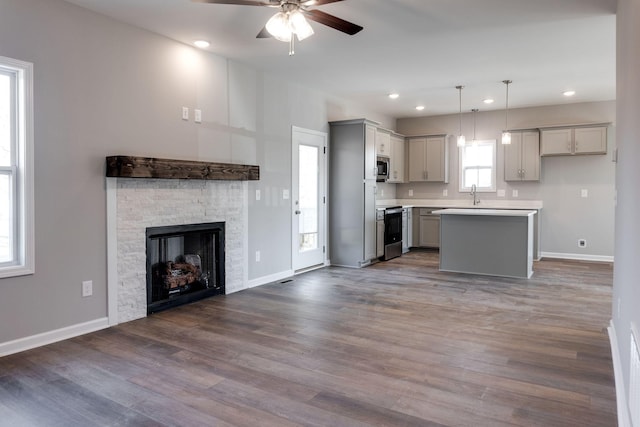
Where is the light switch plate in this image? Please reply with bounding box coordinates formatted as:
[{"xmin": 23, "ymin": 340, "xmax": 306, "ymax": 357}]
[
  {"xmin": 194, "ymin": 109, "xmax": 202, "ymax": 123},
  {"xmin": 282, "ymin": 189, "xmax": 289, "ymax": 200},
  {"xmin": 408, "ymin": 189, "xmax": 414, "ymax": 197},
  {"xmin": 255, "ymin": 189, "xmax": 261, "ymax": 201},
  {"xmin": 182, "ymin": 107, "xmax": 189, "ymax": 121},
  {"xmin": 443, "ymin": 189, "xmax": 448, "ymax": 197},
  {"xmin": 581, "ymin": 189, "xmax": 588, "ymax": 198}
]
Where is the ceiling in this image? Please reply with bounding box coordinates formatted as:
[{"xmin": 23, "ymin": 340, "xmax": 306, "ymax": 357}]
[{"xmin": 62, "ymin": 0, "xmax": 617, "ymax": 119}]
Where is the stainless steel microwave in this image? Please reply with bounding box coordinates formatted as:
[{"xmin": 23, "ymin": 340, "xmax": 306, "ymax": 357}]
[{"xmin": 376, "ymin": 157, "xmax": 389, "ymax": 182}]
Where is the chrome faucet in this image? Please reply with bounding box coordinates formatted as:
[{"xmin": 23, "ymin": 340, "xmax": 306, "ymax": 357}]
[{"xmin": 471, "ymin": 184, "xmax": 480, "ymax": 205}]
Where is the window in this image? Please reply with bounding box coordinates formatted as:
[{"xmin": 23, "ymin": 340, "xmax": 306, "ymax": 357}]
[
  {"xmin": 0, "ymin": 56, "xmax": 34, "ymax": 278},
  {"xmin": 459, "ymin": 139, "xmax": 496, "ymax": 192}
]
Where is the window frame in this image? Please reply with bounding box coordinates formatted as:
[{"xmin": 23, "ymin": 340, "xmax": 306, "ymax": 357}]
[
  {"xmin": 458, "ymin": 139, "xmax": 497, "ymax": 193},
  {"xmin": 0, "ymin": 55, "xmax": 34, "ymax": 279}
]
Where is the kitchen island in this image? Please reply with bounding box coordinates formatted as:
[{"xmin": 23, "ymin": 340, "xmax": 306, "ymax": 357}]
[{"xmin": 433, "ymin": 209, "xmax": 537, "ymax": 279}]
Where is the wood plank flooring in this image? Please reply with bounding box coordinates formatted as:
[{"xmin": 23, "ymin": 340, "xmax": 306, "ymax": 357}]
[{"xmin": 0, "ymin": 250, "xmax": 616, "ymax": 426}]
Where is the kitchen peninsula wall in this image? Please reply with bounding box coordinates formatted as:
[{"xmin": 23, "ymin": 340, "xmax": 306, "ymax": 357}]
[{"xmin": 393, "ymin": 100, "xmax": 616, "ymax": 260}]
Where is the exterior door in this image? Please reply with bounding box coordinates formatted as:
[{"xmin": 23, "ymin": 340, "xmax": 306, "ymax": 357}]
[{"xmin": 292, "ymin": 126, "xmax": 327, "ymax": 271}]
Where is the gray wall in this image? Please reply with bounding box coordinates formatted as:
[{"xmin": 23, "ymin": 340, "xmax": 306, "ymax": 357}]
[
  {"xmin": 0, "ymin": 0, "xmax": 392, "ymax": 344},
  {"xmin": 396, "ymin": 101, "xmax": 616, "ymax": 258},
  {"xmin": 612, "ymin": 0, "xmax": 640, "ymax": 421}
]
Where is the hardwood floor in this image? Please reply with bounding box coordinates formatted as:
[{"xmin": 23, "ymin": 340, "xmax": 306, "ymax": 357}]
[{"xmin": 0, "ymin": 250, "xmax": 616, "ymax": 426}]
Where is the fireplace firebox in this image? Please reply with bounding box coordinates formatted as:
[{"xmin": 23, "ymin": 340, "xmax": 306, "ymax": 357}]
[{"xmin": 146, "ymin": 222, "xmax": 225, "ymax": 313}]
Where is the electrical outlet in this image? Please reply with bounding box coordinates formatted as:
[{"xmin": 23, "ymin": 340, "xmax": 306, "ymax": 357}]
[
  {"xmin": 181, "ymin": 107, "xmax": 189, "ymax": 121},
  {"xmin": 578, "ymin": 239, "xmax": 587, "ymax": 248},
  {"xmin": 82, "ymin": 280, "xmax": 93, "ymax": 297},
  {"xmin": 255, "ymin": 189, "xmax": 261, "ymax": 201},
  {"xmin": 581, "ymin": 189, "xmax": 588, "ymax": 198},
  {"xmin": 512, "ymin": 189, "xmax": 519, "ymax": 198},
  {"xmin": 283, "ymin": 189, "xmax": 289, "ymax": 200},
  {"xmin": 194, "ymin": 109, "xmax": 202, "ymax": 123},
  {"xmin": 443, "ymin": 189, "xmax": 448, "ymax": 197},
  {"xmin": 255, "ymin": 251, "xmax": 260, "ymax": 262},
  {"xmin": 380, "ymin": 189, "xmax": 384, "ymax": 197},
  {"xmin": 408, "ymin": 189, "xmax": 414, "ymax": 197},
  {"xmin": 497, "ymin": 189, "xmax": 506, "ymax": 197}
]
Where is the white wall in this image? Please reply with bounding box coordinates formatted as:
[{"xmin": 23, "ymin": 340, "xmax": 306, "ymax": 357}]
[
  {"xmin": 396, "ymin": 101, "xmax": 616, "ymax": 259},
  {"xmin": 0, "ymin": 0, "xmax": 393, "ymax": 346},
  {"xmin": 611, "ymin": 0, "xmax": 640, "ymax": 424}
]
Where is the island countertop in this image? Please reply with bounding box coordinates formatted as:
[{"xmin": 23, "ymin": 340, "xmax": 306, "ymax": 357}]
[
  {"xmin": 375, "ymin": 199, "xmax": 543, "ymax": 210},
  {"xmin": 432, "ymin": 208, "xmax": 537, "ymax": 217}
]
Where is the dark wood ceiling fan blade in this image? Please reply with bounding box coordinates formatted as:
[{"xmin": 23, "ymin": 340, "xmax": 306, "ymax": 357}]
[
  {"xmin": 256, "ymin": 27, "xmax": 271, "ymax": 38},
  {"xmin": 191, "ymin": 0, "xmax": 277, "ymax": 6},
  {"xmin": 303, "ymin": 9, "xmax": 363, "ymax": 35},
  {"xmin": 302, "ymin": 0, "xmax": 344, "ymax": 5}
]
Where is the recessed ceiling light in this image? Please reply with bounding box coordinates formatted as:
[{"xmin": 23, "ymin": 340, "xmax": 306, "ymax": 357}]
[
  {"xmin": 416, "ymin": 105, "xmax": 425, "ymax": 111},
  {"xmin": 388, "ymin": 93, "xmax": 399, "ymax": 99},
  {"xmin": 483, "ymin": 98, "xmax": 494, "ymax": 104},
  {"xmin": 563, "ymin": 90, "xmax": 576, "ymax": 97},
  {"xmin": 193, "ymin": 40, "xmax": 210, "ymax": 49}
]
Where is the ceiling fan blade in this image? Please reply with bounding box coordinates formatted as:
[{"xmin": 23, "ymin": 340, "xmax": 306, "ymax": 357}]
[
  {"xmin": 302, "ymin": 0, "xmax": 344, "ymax": 5},
  {"xmin": 191, "ymin": 0, "xmax": 277, "ymax": 6},
  {"xmin": 303, "ymin": 9, "xmax": 363, "ymax": 35},
  {"xmin": 256, "ymin": 27, "xmax": 271, "ymax": 38}
]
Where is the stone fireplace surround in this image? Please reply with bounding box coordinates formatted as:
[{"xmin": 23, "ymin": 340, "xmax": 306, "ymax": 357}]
[{"xmin": 106, "ymin": 177, "xmax": 248, "ymax": 325}]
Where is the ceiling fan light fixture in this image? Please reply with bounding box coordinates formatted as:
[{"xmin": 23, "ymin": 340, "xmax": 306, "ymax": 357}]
[
  {"xmin": 289, "ymin": 9, "xmax": 314, "ymax": 41},
  {"xmin": 266, "ymin": 11, "xmax": 292, "ymax": 42}
]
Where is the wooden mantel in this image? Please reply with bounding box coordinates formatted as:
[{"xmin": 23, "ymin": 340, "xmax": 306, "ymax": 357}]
[{"xmin": 106, "ymin": 156, "xmax": 259, "ymax": 181}]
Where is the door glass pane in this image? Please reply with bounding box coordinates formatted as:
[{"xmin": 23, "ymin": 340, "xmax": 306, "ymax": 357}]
[
  {"xmin": 0, "ymin": 73, "xmax": 11, "ymax": 167},
  {"xmin": 0, "ymin": 174, "xmax": 13, "ymax": 263},
  {"xmin": 299, "ymin": 145, "xmax": 318, "ymax": 252}
]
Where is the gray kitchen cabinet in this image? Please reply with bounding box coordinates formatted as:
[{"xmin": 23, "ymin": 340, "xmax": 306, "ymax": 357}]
[
  {"xmin": 408, "ymin": 136, "xmax": 448, "ymax": 183},
  {"xmin": 329, "ymin": 119, "xmax": 378, "ymax": 267},
  {"xmin": 402, "ymin": 207, "xmax": 412, "ymax": 253},
  {"xmin": 388, "ymin": 133, "xmax": 406, "ymax": 183},
  {"xmin": 375, "ymin": 128, "xmax": 391, "ymax": 157},
  {"xmin": 418, "ymin": 208, "xmax": 440, "ymax": 248},
  {"xmin": 504, "ymin": 130, "xmax": 540, "ymax": 181},
  {"xmin": 540, "ymin": 125, "xmax": 607, "ymax": 156}
]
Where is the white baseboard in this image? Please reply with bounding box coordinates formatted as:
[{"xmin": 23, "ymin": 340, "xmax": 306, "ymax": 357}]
[
  {"xmin": 609, "ymin": 320, "xmax": 632, "ymax": 427},
  {"xmin": 541, "ymin": 251, "xmax": 614, "ymax": 263},
  {"xmin": 0, "ymin": 317, "xmax": 110, "ymax": 357},
  {"xmin": 234, "ymin": 269, "xmax": 295, "ymax": 293}
]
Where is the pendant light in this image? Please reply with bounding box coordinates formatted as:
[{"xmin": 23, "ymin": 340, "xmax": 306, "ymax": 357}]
[
  {"xmin": 471, "ymin": 108, "xmax": 479, "ymax": 146},
  {"xmin": 501, "ymin": 80, "xmax": 512, "ymax": 145},
  {"xmin": 456, "ymin": 85, "xmax": 466, "ymax": 147}
]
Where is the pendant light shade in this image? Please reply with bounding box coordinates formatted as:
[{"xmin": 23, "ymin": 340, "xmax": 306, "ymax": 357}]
[
  {"xmin": 501, "ymin": 80, "xmax": 512, "ymax": 145},
  {"xmin": 456, "ymin": 85, "xmax": 466, "ymax": 147},
  {"xmin": 471, "ymin": 108, "xmax": 479, "ymax": 146}
]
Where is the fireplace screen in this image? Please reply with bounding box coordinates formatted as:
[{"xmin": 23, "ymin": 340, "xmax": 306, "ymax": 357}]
[{"xmin": 146, "ymin": 222, "xmax": 225, "ymax": 313}]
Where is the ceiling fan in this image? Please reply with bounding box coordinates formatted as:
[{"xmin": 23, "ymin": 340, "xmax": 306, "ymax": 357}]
[{"xmin": 192, "ymin": 0, "xmax": 363, "ymax": 55}]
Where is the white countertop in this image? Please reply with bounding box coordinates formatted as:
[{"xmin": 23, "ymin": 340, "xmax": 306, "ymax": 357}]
[
  {"xmin": 376, "ymin": 198, "xmax": 543, "ymax": 210},
  {"xmin": 432, "ymin": 208, "xmax": 537, "ymax": 217}
]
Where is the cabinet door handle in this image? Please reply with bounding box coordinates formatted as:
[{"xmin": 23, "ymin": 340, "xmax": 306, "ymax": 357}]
[{"xmin": 567, "ymin": 142, "xmax": 571, "ymax": 152}]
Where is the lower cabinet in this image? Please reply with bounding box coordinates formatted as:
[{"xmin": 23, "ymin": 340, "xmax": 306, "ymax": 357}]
[
  {"xmin": 402, "ymin": 208, "xmax": 411, "ymax": 253},
  {"xmin": 417, "ymin": 208, "xmax": 440, "ymax": 248}
]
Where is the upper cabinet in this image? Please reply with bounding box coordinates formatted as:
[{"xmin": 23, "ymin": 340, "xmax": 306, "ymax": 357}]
[
  {"xmin": 375, "ymin": 128, "xmax": 391, "ymax": 157},
  {"xmin": 388, "ymin": 134, "xmax": 406, "ymax": 183},
  {"xmin": 408, "ymin": 135, "xmax": 449, "ymax": 183},
  {"xmin": 504, "ymin": 130, "xmax": 540, "ymax": 181},
  {"xmin": 540, "ymin": 125, "xmax": 608, "ymax": 156}
]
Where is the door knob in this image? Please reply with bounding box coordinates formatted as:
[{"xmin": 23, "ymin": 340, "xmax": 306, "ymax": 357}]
[{"xmin": 295, "ymin": 210, "xmax": 301, "ymax": 215}]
